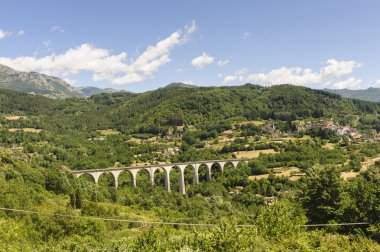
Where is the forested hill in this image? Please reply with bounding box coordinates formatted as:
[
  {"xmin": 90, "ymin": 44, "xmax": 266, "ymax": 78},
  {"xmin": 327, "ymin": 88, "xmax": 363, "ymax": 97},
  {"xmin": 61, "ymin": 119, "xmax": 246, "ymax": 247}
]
[
  {"xmin": 1, "ymin": 84, "xmax": 380, "ymax": 134},
  {"xmin": 325, "ymin": 87, "xmax": 380, "ymax": 103},
  {"xmin": 1, "ymin": 83, "xmax": 380, "ymax": 250},
  {"xmin": 110, "ymin": 84, "xmax": 379, "ymax": 134}
]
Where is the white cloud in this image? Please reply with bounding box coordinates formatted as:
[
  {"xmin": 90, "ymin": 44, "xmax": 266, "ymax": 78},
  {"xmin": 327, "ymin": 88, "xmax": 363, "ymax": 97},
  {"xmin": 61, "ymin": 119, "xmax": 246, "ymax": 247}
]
[
  {"xmin": 376, "ymin": 79, "xmax": 380, "ymax": 85},
  {"xmin": 182, "ymin": 80, "xmax": 195, "ymax": 85},
  {"xmin": 243, "ymin": 32, "xmax": 251, "ymax": 39},
  {"xmin": 63, "ymin": 78, "xmax": 76, "ymax": 85},
  {"xmin": 217, "ymin": 59, "xmax": 229, "ymax": 66},
  {"xmin": 331, "ymin": 77, "xmax": 362, "ymax": 89},
  {"xmin": 0, "ymin": 22, "xmax": 197, "ymax": 85},
  {"xmin": 223, "ymin": 75, "xmax": 237, "ymax": 83},
  {"xmin": 244, "ymin": 59, "xmax": 362, "ymax": 87},
  {"xmin": 0, "ymin": 29, "xmax": 11, "ymax": 40},
  {"xmin": 223, "ymin": 67, "xmax": 248, "ymax": 83},
  {"xmin": 17, "ymin": 30, "xmax": 24, "ymax": 36},
  {"xmin": 191, "ymin": 52, "xmax": 214, "ymax": 69},
  {"xmin": 50, "ymin": 26, "xmax": 64, "ymax": 33},
  {"xmin": 43, "ymin": 40, "xmax": 52, "ymax": 48}
]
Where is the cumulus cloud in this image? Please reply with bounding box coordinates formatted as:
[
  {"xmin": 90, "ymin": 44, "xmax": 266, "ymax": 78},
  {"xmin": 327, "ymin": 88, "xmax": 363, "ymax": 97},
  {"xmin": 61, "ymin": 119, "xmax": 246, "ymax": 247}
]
[
  {"xmin": 223, "ymin": 68, "xmax": 248, "ymax": 83},
  {"xmin": 330, "ymin": 77, "xmax": 362, "ymax": 89},
  {"xmin": 50, "ymin": 26, "xmax": 65, "ymax": 33},
  {"xmin": 221, "ymin": 59, "xmax": 362, "ymax": 88},
  {"xmin": 0, "ymin": 22, "xmax": 197, "ymax": 85},
  {"xmin": 0, "ymin": 29, "xmax": 11, "ymax": 40},
  {"xmin": 243, "ymin": 59, "xmax": 362, "ymax": 88},
  {"xmin": 376, "ymin": 79, "xmax": 380, "ymax": 85},
  {"xmin": 191, "ymin": 52, "xmax": 214, "ymax": 69},
  {"xmin": 217, "ymin": 59, "xmax": 229, "ymax": 66},
  {"xmin": 63, "ymin": 78, "xmax": 76, "ymax": 85},
  {"xmin": 243, "ymin": 32, "xmax": 251, "ymax": 39},
  {"xmin": 223, "ymin": 75, "xmax": 237, "ymax": 83},
  {"xmin": 43, "ymin": 40, "xmax": 52, "ymax": 48}
]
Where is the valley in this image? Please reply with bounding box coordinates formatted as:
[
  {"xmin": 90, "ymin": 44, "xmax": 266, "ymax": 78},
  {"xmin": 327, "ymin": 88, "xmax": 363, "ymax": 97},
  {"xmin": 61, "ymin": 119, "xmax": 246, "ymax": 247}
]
[{"xmin": 0, "ymin": 83, "xmax": 379, "ymax": 250}]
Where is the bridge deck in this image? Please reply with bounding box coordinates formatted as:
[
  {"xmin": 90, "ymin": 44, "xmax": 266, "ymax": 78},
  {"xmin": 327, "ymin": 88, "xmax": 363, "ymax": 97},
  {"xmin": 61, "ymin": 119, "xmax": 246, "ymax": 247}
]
[{"xmin": 71, "ymin": 158, "xmax": 249, "ymax": 173}]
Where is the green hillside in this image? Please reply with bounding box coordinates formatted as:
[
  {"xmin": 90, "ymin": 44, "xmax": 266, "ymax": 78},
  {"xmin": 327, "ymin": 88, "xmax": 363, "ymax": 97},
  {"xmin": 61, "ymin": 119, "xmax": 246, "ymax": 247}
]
[
  {"xmin": 325, "ymin": 87, "xmax": 380, "ymax": 102},
  {"xmin": 0, "ymin": 84, "xmax": 380, "ymax": 250}
]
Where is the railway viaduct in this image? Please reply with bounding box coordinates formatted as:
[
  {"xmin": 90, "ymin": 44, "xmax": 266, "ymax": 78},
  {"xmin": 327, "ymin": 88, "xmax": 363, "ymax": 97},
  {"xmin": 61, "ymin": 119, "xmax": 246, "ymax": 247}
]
[{"xmin": 72, "ymin": 159, "xmax": 249, "ymax": 195}]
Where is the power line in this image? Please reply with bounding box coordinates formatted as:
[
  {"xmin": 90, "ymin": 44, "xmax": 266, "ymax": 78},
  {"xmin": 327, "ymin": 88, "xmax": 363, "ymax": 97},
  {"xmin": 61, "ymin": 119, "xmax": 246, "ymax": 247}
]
[{"xmin": 0, "ymin": 207, "xmax": 371, "ymax": 228}]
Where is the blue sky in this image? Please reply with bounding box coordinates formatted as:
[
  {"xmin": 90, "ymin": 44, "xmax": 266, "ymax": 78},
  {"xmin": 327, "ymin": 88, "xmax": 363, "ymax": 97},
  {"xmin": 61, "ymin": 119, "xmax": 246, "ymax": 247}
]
[{"xmin": 1, "ymin": 0, "xmax": 379, "ymax": 92}]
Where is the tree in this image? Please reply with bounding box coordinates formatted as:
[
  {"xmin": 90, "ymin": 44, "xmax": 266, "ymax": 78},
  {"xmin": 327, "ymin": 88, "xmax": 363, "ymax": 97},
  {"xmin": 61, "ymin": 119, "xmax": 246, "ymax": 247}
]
[{"xmin": 302, "ymin": 165, "xmax": 342, "ymax": 224}]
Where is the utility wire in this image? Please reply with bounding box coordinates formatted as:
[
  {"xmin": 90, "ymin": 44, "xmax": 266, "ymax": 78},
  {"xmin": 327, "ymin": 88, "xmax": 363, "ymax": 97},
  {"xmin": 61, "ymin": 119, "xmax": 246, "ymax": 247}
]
[{"xmin": 0, "ymin": 207, "xmax": 371, "ymax": 228}]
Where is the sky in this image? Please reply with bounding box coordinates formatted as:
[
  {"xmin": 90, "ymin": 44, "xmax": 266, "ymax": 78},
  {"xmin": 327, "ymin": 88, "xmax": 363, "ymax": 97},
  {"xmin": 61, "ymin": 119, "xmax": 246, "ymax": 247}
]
[{"xmin": 0, "ymin": 0, "xmax": 380, "ymax": 92}]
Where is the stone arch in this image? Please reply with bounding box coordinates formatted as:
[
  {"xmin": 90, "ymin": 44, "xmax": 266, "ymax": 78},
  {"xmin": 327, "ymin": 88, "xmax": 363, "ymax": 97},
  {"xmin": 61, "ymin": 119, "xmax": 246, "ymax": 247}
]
[
  {"xmin": 77, "ymin": 173, "xmax": 97, "ymax": 183},
  {"xmin": 117, "ymin": 170, "xmax": 134, "ymax": 187},
  {"xmin": 211, "ymin": 162, "xmax": 223, "ymax": 179},
  {"xmin": 153, "ymin": 167, "xmax": 166, "ymax": 188},
  {"xmin": 98, "ymin": 171, "xmax": 116, "ymax": 187},
  {"xmin": 198, "ymin": 163, "xmax": 211, "ymax": 182},
  {"xmin": 136, "ymin": 168, "xmax": 151, "ymax": 187},
  {"xmin": 233, "ymin": 160, "xmax": 247, "ymax": 169},
  {"xmin": 184, "ymin": 164, "xmax": 197, "ymax": 186},
  {"xmin": 170, "ymin": 165, "xmax": 184, "ymax": 193},
  {"xmin": 223, "ymin": 161, "xmax": 236, "ymax": 170}
]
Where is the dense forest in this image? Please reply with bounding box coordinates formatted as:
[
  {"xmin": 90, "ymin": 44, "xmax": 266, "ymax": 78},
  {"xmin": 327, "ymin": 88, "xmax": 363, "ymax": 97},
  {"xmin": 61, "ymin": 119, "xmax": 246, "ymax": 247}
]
[{"xmin": 0, "ymin": 84, "xmax": 380, "ymax": 251}]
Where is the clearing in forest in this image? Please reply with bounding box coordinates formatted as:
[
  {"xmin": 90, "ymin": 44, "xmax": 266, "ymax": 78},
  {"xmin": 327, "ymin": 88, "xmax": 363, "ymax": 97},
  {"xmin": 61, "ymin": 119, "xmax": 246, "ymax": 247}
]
[
  {"xmin": 234, "ymin": 149, "xmax": 277, "ymax": 159},
  {"xmin": 8, "ymin": 128, "xmax": 42, "ymax": 133},
  {"xmin": 5, "ymin": 115, "xmax": 27, "ymax": 120}
]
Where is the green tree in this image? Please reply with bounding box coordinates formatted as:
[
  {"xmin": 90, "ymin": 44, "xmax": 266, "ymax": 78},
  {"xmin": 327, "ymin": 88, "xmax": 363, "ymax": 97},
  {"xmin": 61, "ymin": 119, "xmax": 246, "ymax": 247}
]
[{"xmin": 302, "ymin": 165, "xmax": 342, "ymax": 224}]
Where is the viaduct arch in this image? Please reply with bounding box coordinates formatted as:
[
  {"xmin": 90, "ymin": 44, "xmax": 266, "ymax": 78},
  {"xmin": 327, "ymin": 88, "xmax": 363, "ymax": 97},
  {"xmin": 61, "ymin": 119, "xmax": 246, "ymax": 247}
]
[{"xmin": 72, "ymin": 159, "xmax": 249, "ymax": 195}]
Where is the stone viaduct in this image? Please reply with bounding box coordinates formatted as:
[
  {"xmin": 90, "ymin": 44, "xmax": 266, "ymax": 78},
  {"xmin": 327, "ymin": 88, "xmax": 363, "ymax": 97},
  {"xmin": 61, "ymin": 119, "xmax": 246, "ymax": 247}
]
[{"xmin": 72, "ymin": 159, "xmax": 249, "ymax": 195}]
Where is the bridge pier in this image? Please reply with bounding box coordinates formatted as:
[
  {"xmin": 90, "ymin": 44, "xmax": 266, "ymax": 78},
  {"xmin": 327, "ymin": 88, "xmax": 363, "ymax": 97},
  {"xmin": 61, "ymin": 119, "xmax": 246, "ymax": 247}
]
[
  {"xmin": 163, "ymin": 167, "xmax": 171, "ymax": 192},
  {"xmin": 110, "ymin": 170, "xmax": 122, "ymax": 188},
  {"xmin": 193, "ymin": 165, "xmax": 199, "ymax": 185},
  {"xmin": 73, "ymin": 159, "xmax": 249, "ymax": 195},
  {"xmin": 177, "ymin": 165, "xmax": 186, "ymax": 195},
  {"xmin": 147, "ymin": 167, "xmax": 157, "ymax": 186},
  {"xmin": 205, "ymin": 163, "xmax": 213, "ymax": 182},
  {"xmin": 129, "ymin": 169, "xmax": 138, "ymax": 187},
  {"xmin": 90, "ymin": 171, "xmax": 103, "ymax": 184}
]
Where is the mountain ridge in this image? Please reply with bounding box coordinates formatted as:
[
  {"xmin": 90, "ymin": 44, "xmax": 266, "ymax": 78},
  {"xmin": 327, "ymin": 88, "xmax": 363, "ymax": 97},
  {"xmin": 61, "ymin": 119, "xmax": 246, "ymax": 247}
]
[
  {"xmin": 324, "ymin": 87, "xmax": 380, "ymax": 102},
  {"xmin": 0, "ymin": 64, "xmax": 124, "ymax": 98}
]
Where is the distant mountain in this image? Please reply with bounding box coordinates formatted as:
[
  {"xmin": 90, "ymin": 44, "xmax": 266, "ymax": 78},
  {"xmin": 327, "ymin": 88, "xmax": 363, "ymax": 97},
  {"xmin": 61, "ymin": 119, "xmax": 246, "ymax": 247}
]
[
  {"xmin": 78, "ymin": 86, "xmax": 121, "ymax": 97},
  {"xmin": 324, "ymin": 88, "xmax": 380, "ymax": 102},
  {"xmin": 164, "ymin": 82, "xmax": 198, "ymax": 89},
  {"xmin": 0, "ymin": 64, "xmax": 84, "ymax": 99},
  {"xmin": 0, "ymin": 64, "xmax": 127, "ymax": 99}
]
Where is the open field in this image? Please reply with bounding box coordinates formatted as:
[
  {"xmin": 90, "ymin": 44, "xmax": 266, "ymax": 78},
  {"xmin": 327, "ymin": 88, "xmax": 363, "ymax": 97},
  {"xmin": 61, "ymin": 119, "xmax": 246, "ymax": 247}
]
[
  {"xmin": 239, "ymin": 120, "xmax": 266, "ymax": 126},
  {"xmin": 8, "ymin": 128, "xmax": 42, "ymax": 133},
  {"xmin": 97, "ymin": 129, "xmax": 120, "ymax": 135},
  {"xmin": 323, "ymin": 143, "xmax": 335, "ymax": 150},
  {"xmin": 341, "ymin": 156, "xmax": 380, "ymax": 180},
  {"xmin": 5, "ymin": 115, "xmax": 27, "ymax": 120},
  {"xmin": 128, "ymin": 137, "xmax": 143, "ymax": 144},
  {"xmin": 234, "ymin": 149, "xmax": 277, "ymax": 159},
  {"xmin": 249, "ymin": 167, "xmax": 304, "ymax": 180},
  {"xmin": 340, "ymin": 171, "xmax": 359, "ymax": 180}
]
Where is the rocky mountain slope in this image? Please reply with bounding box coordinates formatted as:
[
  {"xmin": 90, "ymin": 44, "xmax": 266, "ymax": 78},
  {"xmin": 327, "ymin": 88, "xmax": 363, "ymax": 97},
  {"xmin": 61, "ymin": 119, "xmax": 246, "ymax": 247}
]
[
  {"xmin": 0, "ymin": 64, "xmax": 122, "ymax": 98},
  {"xmin": 0, "ymin": 64, "xmax": 84, "ymax": 98}
]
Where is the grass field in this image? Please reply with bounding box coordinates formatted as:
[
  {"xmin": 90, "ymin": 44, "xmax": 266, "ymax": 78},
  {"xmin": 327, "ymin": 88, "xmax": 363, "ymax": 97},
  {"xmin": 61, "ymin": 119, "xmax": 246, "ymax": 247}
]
[
  {"xmin": 323, "ymin": 143, "xmax": 335, "ymax": 150},
  {"xmin": 239, "ymin": 120, "xmax": 266, "ymax": 126},
  {"xmin": 341, "ymin": 156, "xmax": 380, "ymax": 180},
  {"xmin": 9, "ymin": 128, "xmax": 42, "ymax": 133},
  {"xmin": 97, "ymin": 129, "xmax": 120, "ymax": 135},
  {"xmin": 128, "ymin": 137, "xmax": 143, "ymax": 144},
  {"xmin": 5, "ymin": 115, "xmax": 27, "ymax": 120},
  {"xmin": 249, "ymin": 167, "xmax": 304, "ymax": 180},
  {"xmin": 233, "ymin": 149, "xmax": 277, "ymax": 159}
]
